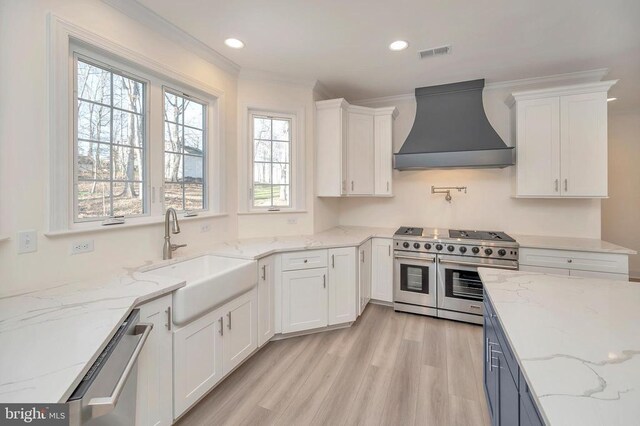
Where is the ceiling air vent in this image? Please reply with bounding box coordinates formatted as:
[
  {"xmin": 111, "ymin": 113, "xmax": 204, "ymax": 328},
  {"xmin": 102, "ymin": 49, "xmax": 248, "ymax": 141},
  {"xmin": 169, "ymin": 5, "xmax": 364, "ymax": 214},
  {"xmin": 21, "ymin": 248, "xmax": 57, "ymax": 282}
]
[{"xmin": 418, "ymin": 45, "xmax": 452, "ymax": 59}]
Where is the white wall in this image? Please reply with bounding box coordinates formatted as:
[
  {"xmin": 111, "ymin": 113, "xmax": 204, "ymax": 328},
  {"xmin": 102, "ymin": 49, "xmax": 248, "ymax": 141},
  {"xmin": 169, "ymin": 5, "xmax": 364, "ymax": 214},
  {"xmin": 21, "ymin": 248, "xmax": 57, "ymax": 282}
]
[
  {"xmin": 602, "ymin": 109, "xmax": 640, "ymax": 278},
  {"xmin": 338, "ymin": 83, "xmax": 602, "ymax": 237},
  {"xmin": 0, "ymin": 0, "xmax": 238, "ymax": 296}
]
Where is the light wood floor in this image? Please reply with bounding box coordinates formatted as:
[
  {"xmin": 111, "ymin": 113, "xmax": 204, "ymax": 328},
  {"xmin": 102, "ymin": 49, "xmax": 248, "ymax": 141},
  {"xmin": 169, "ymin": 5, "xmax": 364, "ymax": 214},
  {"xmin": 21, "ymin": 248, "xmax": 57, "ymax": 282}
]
[{"xmin": 176, "ymin": 304, "xmax": 491, "ymax": 426}]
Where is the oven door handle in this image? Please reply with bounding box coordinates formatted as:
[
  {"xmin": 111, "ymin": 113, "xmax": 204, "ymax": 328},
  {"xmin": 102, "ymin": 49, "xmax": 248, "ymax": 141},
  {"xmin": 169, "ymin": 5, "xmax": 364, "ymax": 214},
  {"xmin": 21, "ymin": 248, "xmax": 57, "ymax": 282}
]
[
  {"xmin": 394, "ymin": 255, "xmax": 436, "ymax": 262},
  {"xmin": 437, "ymin": 258, "xmax": 518, "ymax": 270}
]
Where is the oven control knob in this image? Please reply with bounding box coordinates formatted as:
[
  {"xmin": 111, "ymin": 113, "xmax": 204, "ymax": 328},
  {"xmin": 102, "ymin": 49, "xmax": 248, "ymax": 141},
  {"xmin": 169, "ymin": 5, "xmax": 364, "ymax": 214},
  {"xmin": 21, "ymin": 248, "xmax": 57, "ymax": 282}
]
[
  {"xmin": 403, "ymin": 242, "xmax": 410, "ymax": 249},
  {"xmin": 447, "ymin": 245, "xmax": 455, "ymax": 252},
  {"xmin": 459, "ymin": 246, "xmax": 467, "ymax": 253},
  {"xmin": 435, "ymin": 244, "xmax": 443, "ymax": 251},
  {"xmin": 424, "ymin": 243, "xmax": 432, "ymax": 250},
  {"xmin": 413, "ymin": 243, "xmax": 421, "ymax": 249},
  {"xmin": 484, "ymin": 248, "xmax": 493, "ymax": 256},
  {"xmin": 498, "ymin": 249, "xmax": 507, "ymax": 257},
  {"xmin": 471, "ymin": 247, "xmax": 480, "ymax": 254}
]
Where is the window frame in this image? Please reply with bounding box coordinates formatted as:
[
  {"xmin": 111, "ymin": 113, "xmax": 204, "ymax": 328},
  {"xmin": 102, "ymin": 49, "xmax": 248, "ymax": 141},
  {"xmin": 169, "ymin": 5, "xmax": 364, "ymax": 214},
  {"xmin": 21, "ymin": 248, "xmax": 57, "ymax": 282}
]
[
  {"xmin": 46, "ymin": 17, "xmax": 227, "ymax": 234},
  {"xmin": 72, "ymin": 53, "xmax": 151, "ymax": 223},
  {"xmin": 162, "ymin": 86, "xmax": 209, "ymax": 213},
  {"xmin": 249, "ymin": 111, "xmax": 295, "ymax": 211}
]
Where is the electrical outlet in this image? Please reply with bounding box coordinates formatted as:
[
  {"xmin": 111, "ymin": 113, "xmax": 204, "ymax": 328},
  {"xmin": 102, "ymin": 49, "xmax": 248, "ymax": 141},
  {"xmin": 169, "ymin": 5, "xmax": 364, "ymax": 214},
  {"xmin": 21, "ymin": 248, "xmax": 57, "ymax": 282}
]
[
  {"xmin": 17, "ymin": 230, "xmax": 37, "ymax": 254},
  {"xmin": 287, "ymin": 218, "xmax": 298, "ymax": 225},
  {"xmin": 200, "ymin": 224, "xmax": 211, "ymax": 233},
  {"xmin": 71, "ymin": 240, "xmax": 94, "ymax": 255}
]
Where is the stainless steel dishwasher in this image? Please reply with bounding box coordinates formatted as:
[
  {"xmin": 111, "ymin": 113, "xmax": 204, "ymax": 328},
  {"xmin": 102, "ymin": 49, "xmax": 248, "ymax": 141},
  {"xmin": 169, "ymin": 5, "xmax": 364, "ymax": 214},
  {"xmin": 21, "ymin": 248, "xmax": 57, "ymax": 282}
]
[{"xmin": 67, "ymin": 310, "xmax": 152, "ymax": 426}]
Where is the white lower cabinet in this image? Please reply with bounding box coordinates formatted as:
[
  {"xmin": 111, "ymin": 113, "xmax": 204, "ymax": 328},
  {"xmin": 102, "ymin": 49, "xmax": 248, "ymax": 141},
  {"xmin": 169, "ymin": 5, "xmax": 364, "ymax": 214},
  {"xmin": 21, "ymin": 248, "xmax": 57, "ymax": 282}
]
[
  {"xmin": 257, "ymin": 256, "xmax": 275, "ymax": 347},
  {"xmin": 371, "ymin": 238, "xmax": 393, "ymax": 302},
  {"xmin": 328, "ymin": 247, "xmax": 356, "ymax": 325},
  {"xmin": 519, "ymin": 247, "xmax": 629, "ymax": 281},
  {"xmin": 281, "ymin": 268, "xmax": 328, "ymax": 333},
  {"xmin": 135, "ymin": 295, "xmax": 173, "ymax": 426},
  {"xmin": 358, "ymin": 240, "xmax": 372, "ymax": 315},
  {"xmin": 173, "ymin": 288, "xmax": 257, "ymax": 419}
]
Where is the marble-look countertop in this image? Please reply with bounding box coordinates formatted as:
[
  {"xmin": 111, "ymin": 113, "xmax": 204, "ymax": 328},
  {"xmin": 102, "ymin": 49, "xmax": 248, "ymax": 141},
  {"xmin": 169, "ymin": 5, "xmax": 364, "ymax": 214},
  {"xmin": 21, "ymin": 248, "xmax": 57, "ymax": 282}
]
[
  {"xmin": 0, "ymin": 271, "xmax": 185, "ymax": 403},
  {"xmin": 479, "ymin": 268, "xmax": 640, "ymax": 426},
  {"xmin": 206, "ymin": 225, "xmax": 396, "ymax": 260},
  {"xmin": 512, "ymin": 233, "xmax": 636, "ymax": 255}
]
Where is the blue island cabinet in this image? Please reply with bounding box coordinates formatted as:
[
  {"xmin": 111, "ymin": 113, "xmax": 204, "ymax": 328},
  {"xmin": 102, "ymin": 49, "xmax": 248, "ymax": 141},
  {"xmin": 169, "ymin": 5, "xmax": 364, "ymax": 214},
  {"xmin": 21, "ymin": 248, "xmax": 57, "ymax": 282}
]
[{"xmin": 483, "ymin": 296, "xmax": 545, "ymax": 426}]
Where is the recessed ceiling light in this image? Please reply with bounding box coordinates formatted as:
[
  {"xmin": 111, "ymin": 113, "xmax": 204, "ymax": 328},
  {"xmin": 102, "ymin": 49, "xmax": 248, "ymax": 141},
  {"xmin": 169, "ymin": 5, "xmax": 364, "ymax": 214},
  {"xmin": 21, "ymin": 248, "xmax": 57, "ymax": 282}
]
[
  {"xmin": 389, "ymin": 40, "xmax": 409, "ymax": 51},
  {"xmin": 224, "ymin": 38, "xmax": 245, "ymax": 49},
  {"xmin": 607, "ymin": 97, "xmax": 617, "ymax": 102}
]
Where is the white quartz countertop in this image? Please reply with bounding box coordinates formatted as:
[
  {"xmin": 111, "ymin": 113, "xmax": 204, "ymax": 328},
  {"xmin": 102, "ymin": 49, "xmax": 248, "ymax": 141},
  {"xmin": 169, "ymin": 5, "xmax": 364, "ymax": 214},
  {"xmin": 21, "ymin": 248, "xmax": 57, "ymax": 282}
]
[
  {"xmin": 479, "ymin": 268, "xmax": 640, "ymax": 426},
  {"xmin": 206, "ymin": 225, "xmax": 396, "ymax": 260},
  {"xmin": 512, "ymin": 234, "xmax": 636, "ymax": 255},
  {"xmin": 0, "ymin": 225, "xmax": 393, "ymax": 404},
  {"xmin": 0, "ymin": 271, "xmax": 185, "ymax": 403}
]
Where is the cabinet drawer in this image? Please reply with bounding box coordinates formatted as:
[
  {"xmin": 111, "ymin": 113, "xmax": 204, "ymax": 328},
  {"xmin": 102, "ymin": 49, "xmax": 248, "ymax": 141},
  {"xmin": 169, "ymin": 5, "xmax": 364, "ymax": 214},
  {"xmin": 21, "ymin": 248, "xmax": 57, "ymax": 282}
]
[
  {"xmin": 519, "ymin": 248, "xmax": 628, "ymax": 275},
  {"xmin": 281, "ymin": 250, "xmax": 328, "ymax": 271}
]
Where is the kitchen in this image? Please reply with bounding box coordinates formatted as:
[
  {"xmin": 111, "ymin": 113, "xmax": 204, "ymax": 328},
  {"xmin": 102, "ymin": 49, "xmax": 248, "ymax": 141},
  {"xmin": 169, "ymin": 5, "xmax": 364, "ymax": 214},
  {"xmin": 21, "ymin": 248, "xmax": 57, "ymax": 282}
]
[{"xmin": 1, "ymin": 0, "xmax": 639, "ymax": 425}]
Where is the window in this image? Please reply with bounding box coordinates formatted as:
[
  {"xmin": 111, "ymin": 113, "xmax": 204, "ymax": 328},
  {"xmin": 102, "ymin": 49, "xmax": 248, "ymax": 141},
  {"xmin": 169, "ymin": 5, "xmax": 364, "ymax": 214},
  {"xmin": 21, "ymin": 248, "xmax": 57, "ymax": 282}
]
[
  {"xmin": 251, "ymin": 114, "xmax": 292, "ymax": 209},
  {"xmin": 164, "ymin": 90, "xmax": 207, "ymax": 212},
  {"xmin": 74, "ymin": 57, "xmax": 146, "ymax": 221}
]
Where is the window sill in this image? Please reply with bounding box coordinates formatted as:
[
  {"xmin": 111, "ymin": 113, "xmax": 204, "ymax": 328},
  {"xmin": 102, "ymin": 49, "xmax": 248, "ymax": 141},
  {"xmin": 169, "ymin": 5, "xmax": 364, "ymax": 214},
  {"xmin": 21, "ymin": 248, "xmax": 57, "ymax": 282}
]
[
  {"xmin": 237, "ymin": 209, "xmax": 308, "ymax": 216},
  {"xmin": 44, "ymin": 212, "xmax": 229, "ymax": 238}
]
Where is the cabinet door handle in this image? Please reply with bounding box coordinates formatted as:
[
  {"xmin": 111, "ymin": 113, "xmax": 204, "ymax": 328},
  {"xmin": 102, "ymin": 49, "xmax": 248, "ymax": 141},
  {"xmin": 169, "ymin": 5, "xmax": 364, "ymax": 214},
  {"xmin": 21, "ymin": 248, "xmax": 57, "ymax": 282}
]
[
  {"xmin": 166, "ymin": 306, "xmax": 172, "ymax": 331},
  {"xmin": 388, "ymin": 245, "xmax": 391, "ymax": 256},
  {"xmin": 331, "ymin": 254, "xmax": 335, "ymax": 268},
  {"xmin": 227, "ymin": 312, "xmax": 231, "ymax": 330},
  {"xmin": 261, "ymin": 265, "xmax": 266, "ymax": 281},
  {"xmin": 351, "ymin": 181, "xmax": 354, "ymax": 191},
  {"xmin": 564, "ymin": 179, "xmax": 568, "ymax": 192},
  {"xmin": 555, "ymin": 179, "xmax": 559, "ymax": 192},
  {"xmin": 386, "ymin": 181, "xmax": 389, "ymax": 192},
  {"xmin": 323, "ymin": 274, "xmax": 326, "ymax": 289},
  {"xmin": 219, "ymin": 317, "xmax": 223, "ymax": 336},
  {"xmin": 361, "ymin": 251, "xmax": 365, "ymax": 263},
  {"xmin": 567, "ymin": 259, "xmax": 573, "ymax": 263}
]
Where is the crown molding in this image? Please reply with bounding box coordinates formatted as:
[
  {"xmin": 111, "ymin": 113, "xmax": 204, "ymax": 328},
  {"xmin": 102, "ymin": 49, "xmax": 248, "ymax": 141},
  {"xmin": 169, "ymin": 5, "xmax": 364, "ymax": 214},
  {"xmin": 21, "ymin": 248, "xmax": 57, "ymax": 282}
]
[
  {"xmin": 353, "ymin": 68, "xmax": 611, "ymax": 106},
  {"xmin": 101, "ymin": 0, "xmax": 240, "ymax": 75},
  {"xmin": 507, "ymin": 80, "xmax": 617, "ymax": 106}
]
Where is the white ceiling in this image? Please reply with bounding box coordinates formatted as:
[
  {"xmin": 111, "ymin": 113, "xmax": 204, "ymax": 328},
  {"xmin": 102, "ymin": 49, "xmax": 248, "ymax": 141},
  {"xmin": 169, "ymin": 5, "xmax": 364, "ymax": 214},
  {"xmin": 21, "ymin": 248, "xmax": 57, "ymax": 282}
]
[{"xmin": 135, "ymin": 0, "xmax": 640, "ymax": 110}]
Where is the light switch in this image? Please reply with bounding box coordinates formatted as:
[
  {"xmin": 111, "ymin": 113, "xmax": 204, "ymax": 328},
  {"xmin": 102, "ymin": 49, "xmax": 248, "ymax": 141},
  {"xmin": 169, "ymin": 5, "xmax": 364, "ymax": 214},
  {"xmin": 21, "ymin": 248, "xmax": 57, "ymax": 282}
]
[{"xmin": 17, "ymin": 230, "xmax": 37, "ymax": 254}]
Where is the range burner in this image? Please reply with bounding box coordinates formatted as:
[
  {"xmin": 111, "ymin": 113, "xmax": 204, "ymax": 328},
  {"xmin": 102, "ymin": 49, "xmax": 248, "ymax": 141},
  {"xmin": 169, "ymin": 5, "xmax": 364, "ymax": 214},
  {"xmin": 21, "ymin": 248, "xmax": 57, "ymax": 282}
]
[
  {"xmin": 449, "ymin": 229, "xmax": 515, "ymax": 242},
  {"xmin": 396, "ymin": 226, "xmax": 424, "ymax": 236}
]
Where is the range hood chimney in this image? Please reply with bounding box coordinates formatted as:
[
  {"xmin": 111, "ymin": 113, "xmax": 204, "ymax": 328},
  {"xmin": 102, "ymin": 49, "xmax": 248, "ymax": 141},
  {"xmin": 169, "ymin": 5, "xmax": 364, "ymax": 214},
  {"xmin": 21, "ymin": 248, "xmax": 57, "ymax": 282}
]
[{"xmin": 393, "ymin": 79, "xmax": 515, "ymax": 170}]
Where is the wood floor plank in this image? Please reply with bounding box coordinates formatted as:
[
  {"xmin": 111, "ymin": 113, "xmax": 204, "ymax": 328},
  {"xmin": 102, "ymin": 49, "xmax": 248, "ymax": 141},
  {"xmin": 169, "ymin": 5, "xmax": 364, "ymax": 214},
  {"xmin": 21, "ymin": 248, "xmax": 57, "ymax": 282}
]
[
  {"xmin": 238, "ymin": 405, "xmax": 278, "ymax": 426},
  {"xmin": 465, "ymin": 323, "xmax": 492, "ymax": 426},
  {"xmin": 415, "ymin": 364, "xmax": 449, "ymax": 426},
  {"xmin": 274, "ymin": 352, "xmax": 345, "ymax": 425},
  {"xmin": 445, "ymin": 321, "xmax": 481, "ymax": 401},
  {"xmin": 343, "ymin": 365, "xmax": 392, "ymax": 426},
  {"xmin": 403, "ymin": 312, "xmax": 426, "ymax": 342},
  {"xmin": 448, "ymin": 395, "xmax": 486, "ymax": 426},
  {"xmin": 380, "ymin": 339, "xmax": 422, "ymax": 426},
  {"xmin": 370, "ymin": 307, "xmax": 406, "ymax": 370},
  {"xmin": 422, "ymin": 316, "xmax": 448, "ymax": 369}
]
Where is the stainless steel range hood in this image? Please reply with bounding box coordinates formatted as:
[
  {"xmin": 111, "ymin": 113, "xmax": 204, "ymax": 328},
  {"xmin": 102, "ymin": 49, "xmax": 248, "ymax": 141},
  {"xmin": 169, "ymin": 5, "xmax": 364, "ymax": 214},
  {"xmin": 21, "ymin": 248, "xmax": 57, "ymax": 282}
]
[{"xmin": 394, "ymin": 79, "xmax": 515, "ymax": 170}]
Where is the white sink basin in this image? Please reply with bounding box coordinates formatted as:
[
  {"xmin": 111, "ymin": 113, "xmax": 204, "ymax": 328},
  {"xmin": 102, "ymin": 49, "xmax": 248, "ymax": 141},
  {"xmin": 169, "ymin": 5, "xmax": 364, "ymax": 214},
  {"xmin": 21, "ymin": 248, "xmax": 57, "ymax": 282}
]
[{"xmin": 144, "ymin": 255, "xmax": 257, "ymax": 326}]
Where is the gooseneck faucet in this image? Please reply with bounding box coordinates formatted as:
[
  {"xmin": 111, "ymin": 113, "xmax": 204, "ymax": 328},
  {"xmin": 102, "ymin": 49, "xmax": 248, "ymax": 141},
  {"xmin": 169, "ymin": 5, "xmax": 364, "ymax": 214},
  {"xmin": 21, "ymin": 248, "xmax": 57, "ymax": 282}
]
[{"xmin": 163, "ymin": 208, "xmax": 187, "ymax": 260}]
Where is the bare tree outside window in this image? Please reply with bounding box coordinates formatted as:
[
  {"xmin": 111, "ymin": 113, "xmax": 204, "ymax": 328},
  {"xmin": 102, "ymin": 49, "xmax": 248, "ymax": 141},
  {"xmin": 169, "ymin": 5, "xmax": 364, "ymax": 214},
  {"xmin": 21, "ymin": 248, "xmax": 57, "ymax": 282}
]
[
  {"xmin": 164, "ymin": 91, "xmax": 206, "ymax": 211},
  {"xmin": 252, "ymin": 115, "xmax": 291, "ymax": 208},
  {"xmin": 75, "ymin": 58, "xmax": 146, "ymax": 220}
]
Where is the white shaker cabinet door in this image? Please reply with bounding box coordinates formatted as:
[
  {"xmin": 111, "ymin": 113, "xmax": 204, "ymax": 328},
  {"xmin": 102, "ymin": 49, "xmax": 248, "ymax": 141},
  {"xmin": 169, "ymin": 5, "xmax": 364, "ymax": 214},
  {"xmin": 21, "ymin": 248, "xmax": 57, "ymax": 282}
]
[
  {"xmin": 328, "ymin": 247, "xmax": 357, "ymax": 325},
  {"xmin": 281, "ymin": 268, "xmax": 328, "ymax": 333},
  {"xmin": 173, "ymin": 306, "xmax": 224, "ymax": 418},
  {"xmin": 374, "ymin": 113, "xmax": 394, "ymax": 195},
  {"xmin": 257, "ymin": 256, "xmax": 275, "ymax": 347},
  {"xmin": 222, "ymin": 288, "xmax": 258, "ymax": 374},
  {"xmin": 560, "ymin": 92, "xmax": 608, "ymax": 197},
  {"xmin": 515, "ymin": 97, "xmax": 561, "ymax": 197},
  {"xmin": 136, "ymin": 295, "xmax": 173, "ymax": 426},
  {"xmin": 346, "ymin": 111, "xmax": 375, "ymax": 195},
  {"xmin": 371, "ymin": 238, "xmax": 393, "ymax": 303},
  {"xmin": 358, "ymin": 239, "xmax": 372, "ymax": 315}
]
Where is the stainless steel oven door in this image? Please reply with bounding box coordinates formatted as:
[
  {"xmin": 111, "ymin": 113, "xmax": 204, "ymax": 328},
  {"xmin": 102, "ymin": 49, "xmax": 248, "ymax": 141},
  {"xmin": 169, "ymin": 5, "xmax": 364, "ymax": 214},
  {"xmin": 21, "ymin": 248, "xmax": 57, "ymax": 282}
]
[
  {"xmin": 394, "ymin": 251, "xmax": 437, "ymax": 308},
  {"xmin": 437, "ymin": 255, "xmax": 518, "ymax": 316}
]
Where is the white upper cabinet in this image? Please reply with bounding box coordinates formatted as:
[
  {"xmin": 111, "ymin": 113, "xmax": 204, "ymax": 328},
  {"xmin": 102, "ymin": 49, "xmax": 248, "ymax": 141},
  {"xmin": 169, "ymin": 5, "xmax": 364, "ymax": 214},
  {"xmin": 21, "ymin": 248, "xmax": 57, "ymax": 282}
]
[
  {"xmin": 316, "ymin": 98, "xmax": 398, "ymax": 197},
  {"xmin": 510, "ymin": 81, "xmax": 615, "ymax": 198}
]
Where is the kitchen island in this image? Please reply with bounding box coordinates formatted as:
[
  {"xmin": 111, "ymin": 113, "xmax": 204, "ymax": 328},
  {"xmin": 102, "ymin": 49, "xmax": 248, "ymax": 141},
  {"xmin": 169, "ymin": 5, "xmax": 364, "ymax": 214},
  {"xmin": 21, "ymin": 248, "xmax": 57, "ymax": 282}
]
[{"xmin": 479, "ymin": 268, "xmax": 640, "ymax": 426}]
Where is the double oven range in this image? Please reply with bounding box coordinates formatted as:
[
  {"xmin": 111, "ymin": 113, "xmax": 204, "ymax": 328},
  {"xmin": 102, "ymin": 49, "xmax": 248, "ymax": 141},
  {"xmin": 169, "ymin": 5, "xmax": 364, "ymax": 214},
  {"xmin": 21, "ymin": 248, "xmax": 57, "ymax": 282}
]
[{"xmin": 393, "ymin": 227, "xmax": 519, "ymax": 324}]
